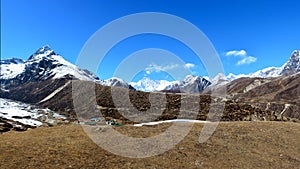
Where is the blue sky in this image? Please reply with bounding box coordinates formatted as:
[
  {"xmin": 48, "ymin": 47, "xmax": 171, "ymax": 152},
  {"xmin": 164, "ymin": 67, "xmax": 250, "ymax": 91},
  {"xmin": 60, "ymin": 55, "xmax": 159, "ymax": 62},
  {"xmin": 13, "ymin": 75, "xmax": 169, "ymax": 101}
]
[{"xmin": 1, "ymin": 0, "xmax": 300, "ymax": 81}]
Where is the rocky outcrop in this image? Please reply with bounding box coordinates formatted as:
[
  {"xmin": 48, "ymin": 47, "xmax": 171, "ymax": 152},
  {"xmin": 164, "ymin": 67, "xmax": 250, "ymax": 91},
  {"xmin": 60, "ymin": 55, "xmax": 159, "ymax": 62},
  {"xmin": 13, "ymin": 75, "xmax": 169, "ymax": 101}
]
[{"xmin": 0, "ymin": 118, "xmax": 35, "ymax": 132}]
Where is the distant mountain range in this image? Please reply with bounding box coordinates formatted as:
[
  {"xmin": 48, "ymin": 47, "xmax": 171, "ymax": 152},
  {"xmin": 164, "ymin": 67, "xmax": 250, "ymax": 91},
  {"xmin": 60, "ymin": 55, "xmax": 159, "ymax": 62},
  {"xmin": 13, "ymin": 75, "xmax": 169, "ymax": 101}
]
[
  {"xmin": 215, "ymin": 50, "xmax": 300, "ymax": 81},
  {"xmin": 1, "ymin": 46, "xmax": 299, "ymax": 130},
  {"xmin": 1, "ymin": 46, "xmax": 300, "ymax": 94},
  {"xmin": 131, "ymin": 50, "xmax": 300, "ymax": 92},
  {"xmin": 0, "ymin": 46, "xmax": 211, "ymax": 93},
  {"xmin": 130, "ymin": 75, "xmax": 211, "ymax": 93}
]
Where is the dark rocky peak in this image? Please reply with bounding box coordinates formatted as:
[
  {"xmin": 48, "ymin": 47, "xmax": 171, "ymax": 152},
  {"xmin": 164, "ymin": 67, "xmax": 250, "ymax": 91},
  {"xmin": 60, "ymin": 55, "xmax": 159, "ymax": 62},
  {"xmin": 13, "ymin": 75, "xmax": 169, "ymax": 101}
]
[
  {"xmin": 281, "ymin": 50, "xmax": 300, "ymax": 75},
  {"xmin": 162, "ymin": 75, "xmax": 211, "ymax": 94},
  {"xmin": 183, "ymin": 75, "xmax": 210, "ymax": 84},
  {"xmin": 291, "ymin": 50, "xmax": 300, "ymax": 59}
]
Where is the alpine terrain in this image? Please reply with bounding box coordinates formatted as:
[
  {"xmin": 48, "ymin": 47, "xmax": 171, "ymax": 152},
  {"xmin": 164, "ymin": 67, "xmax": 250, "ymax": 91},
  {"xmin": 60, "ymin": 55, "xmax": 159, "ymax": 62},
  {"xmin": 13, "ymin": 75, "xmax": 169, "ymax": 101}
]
[{"xmin": 1, "ymin": 46, "xmax": 299, "ymax": 168}]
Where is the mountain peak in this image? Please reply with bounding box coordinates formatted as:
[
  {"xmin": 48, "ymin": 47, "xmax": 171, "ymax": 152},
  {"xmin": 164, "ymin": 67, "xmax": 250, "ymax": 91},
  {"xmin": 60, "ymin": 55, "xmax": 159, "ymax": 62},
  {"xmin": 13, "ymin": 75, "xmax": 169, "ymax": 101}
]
[
  {"xmin": 97, "ymin": 77, "xmax": 134, "ymax": 89},
  {"xmin": 183, "ymin": 75, "xmax": 196, "ymax": 81},
  {"xmin": 28, "ymin": 45, "xmax": 56, "ymax": 61},
  {"xmin": 291, "ymin": 50, "xmax": 300, "ymax": 59},
  {"xmin": 280, "ymin": 49, "xmax": 300, "ymax": 75},
  {"xmin": 163, "ymin": 75, "xmax": 211, "ymax": 93},
  {"xmin": 211, "ymin": 73, "xmax": 227, "ymax": 84},
  {"xmin": 129, "ymin": 77, "xmax": 174, "ymax": 92}
]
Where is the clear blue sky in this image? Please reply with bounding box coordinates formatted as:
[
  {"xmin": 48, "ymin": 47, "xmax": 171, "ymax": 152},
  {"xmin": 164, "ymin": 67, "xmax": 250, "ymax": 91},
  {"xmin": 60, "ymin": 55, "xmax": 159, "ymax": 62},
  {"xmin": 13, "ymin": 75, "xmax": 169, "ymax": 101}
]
[{"xmin": 1, "ymin": 0, "xmax": 300, "ymax": 81}]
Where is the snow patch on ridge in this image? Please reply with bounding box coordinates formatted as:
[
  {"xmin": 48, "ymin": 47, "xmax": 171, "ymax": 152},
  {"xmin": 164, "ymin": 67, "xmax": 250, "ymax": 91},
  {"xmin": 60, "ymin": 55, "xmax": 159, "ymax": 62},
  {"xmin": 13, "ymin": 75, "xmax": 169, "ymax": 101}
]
[
  {"xmin": 39, "ymin": 81, "xmax": 71, "ymax": 103},
  {"xmin": 133, "ymin": 119, "xmax": 210, "ymax": 126}
]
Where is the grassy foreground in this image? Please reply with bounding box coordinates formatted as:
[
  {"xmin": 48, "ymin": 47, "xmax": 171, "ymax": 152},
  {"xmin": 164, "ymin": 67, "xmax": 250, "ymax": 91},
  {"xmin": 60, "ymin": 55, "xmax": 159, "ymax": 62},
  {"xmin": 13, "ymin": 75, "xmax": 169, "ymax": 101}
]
[{"xmin": 0, "ymin": 122, "xmax": 299, "ymax": 168}]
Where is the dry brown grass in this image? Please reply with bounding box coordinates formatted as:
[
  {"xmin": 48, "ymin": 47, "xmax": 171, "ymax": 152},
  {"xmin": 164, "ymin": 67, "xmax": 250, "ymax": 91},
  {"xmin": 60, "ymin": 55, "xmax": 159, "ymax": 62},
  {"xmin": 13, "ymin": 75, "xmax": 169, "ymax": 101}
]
[{"xmin": 0, "ymin": 122, "xmax": 299, "ymax": 169}]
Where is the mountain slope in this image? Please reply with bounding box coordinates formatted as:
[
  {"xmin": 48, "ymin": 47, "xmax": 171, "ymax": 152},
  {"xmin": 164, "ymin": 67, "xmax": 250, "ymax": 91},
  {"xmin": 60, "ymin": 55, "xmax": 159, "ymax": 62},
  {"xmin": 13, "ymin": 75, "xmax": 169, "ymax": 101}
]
[
  {"xmin": 204, "ymin": 73, "xmax": 300, "ymax": 120},
  {"xmin": 0, "ymin": 58, "xmax": 25, "ymax": 80},
  {"xmin": 202, "ymin": 50, "xmax": 300, "ymax": 120}
]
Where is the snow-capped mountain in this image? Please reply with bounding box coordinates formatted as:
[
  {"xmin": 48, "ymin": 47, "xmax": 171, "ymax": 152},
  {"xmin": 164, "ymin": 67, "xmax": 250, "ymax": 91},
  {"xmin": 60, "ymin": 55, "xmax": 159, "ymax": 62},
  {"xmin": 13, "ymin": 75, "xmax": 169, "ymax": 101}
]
[
  {"xmin": 0, "ymin": 46, "xmax": 99, "ymax": 86},
  {"xmin": 97, "ymin": 77, "xmax": 134, "ymax": 89},
  {"xmin": 129, "ymin": 75, "xmax": 211, "ymax": 93},
  {"xmin": 211, "ymin": 73, "xmax": 230, "ymax": 86},
  {"xmin": 129, "ymin": 78, "xmax": 174, "ymax": 92},
  {"xmin": 210, "ymin": 68, "xmax": 282, "ymax": 87},
  {"xmin": 3, "ymin": 46, "xmax": 100, "ymax": 84},
  {"xmin": 248, "ymin": 67, "xmax": 282, "ymax": 78},
  {"xmin": 26, "ymin": 46, "xmax": 99, "ymax": 81},
  {"xmin": 162, "ymin": 75, "xmax": 211, "ymax": 93}
]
